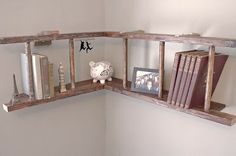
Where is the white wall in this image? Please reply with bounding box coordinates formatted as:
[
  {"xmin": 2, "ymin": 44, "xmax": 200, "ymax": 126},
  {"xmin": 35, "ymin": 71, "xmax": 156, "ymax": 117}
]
[
  {"xmin": 1, "ymin": 91, "xmax": 105, "ymax": 156},
  {"xmin": 0, "ymin": 0, "xmax": 106, "ymax": 155},
  {"xmin": 104, "ymin": 0, "xmax": 236, "ymax": 156},
  {"xmin": 105, "ymin": 91, "xmax": 236, "ymax": 156},
  {"xmin": 1, "ymin": 0, "xmax": 236, "ymax": 156}
]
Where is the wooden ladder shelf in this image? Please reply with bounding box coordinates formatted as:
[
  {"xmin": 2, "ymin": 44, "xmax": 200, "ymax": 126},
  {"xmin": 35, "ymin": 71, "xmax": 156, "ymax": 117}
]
[{"xmin": 1, "ymin": 31, "xmax": 236, "ymax": 126}]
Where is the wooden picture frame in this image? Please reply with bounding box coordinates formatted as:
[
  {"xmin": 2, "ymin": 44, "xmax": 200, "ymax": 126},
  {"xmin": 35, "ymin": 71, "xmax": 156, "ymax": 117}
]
[{"xmin": 131, "ymin": 67, "xmax": 159, "ymax": 94}]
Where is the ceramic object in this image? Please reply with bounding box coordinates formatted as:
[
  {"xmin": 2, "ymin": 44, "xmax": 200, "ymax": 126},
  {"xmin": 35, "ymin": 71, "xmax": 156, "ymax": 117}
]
[
  {"xmin": 58, "ymin": 62, "xmax": 67, "ymax": 93},
  {"xmin": 89, "ymin": 61, "xmax": 113, "ymax": 84}
]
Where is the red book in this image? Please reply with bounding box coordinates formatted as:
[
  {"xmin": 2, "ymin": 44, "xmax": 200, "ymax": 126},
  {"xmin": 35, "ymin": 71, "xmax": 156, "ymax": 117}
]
[
  {"xmin": 179, "ymin": 51, "xmax": 205, "ymax": 108},
  {"xmin": 176, "ymin": 54, "xmax": 191, "ymax": 107},
  {"xmin": 171, "ymin": 53, "xmax": 187, "ymax": 105},
  {"xmin": 185, "ymin": 53, "xmax": 228, "ymax": 109},
  {"xmin": 167, "ymin": 52, "xmax": 181, "ymax": 104},
  {"xmin": 179, "ymin": 55, "xmax": 196, "ymax": 108}
]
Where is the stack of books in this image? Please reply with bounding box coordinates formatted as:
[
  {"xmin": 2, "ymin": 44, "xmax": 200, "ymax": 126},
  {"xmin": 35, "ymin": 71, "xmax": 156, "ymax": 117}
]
[
  {"xmin": 21, "ymin": 53, "xmax": 54, "ymax": 100},
  {"xmin": 167, "ymin": 50, "xmax": 228, "ymax": 109}
]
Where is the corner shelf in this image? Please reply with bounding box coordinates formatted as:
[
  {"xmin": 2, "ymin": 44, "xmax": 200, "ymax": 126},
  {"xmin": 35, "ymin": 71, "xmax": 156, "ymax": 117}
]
[
  {"xmin": 1, "ymin": 31, "xmax": 236, "ymax": 126},
  {"xmin": 3, "ymin": 78, "xmax": 236, "ymax": 126}
]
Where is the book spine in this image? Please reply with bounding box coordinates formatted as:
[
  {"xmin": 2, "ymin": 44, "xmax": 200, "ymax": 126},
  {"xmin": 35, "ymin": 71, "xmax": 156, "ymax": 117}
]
[
  {"xmin": 48, "ymin": 63, "xmax": 55, "ymax": 98},
  {"xmin": 171, "ymin": 54, "xmax": 187, "ymax": 105},
  {"xmin": 32, "ymin": 55, "xmax": 43, "ymax": 100},
  {"xmin": 167, "ymin": 53, "xmax": 181, "ymax": 104},
  {"xmin": 184, "ymin": 56, "xmax": 203, "ymax": 109},
  {"xmin": 40, "ymin": 57, "xmax": 50, "ymax": 99},
  {"xmin": 176, "ymin": 55, "xmax": 191, "ymax": 107},
  {"xmin": 20, "ymin": 53, "xmax": 30, "ymax": 95},
  {"xmin": 180, "ymin": 56, "xmax": 196, "ymax": 108}
]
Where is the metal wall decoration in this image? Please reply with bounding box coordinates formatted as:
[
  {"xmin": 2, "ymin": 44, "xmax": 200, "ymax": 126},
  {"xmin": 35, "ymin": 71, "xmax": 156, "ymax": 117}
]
[
  {"xmin": 79, "ymin": 39, "xmax": 94, "ymax": 53},
  {"xmin": 10, "ymin": 74, "xmax": 21, "ymax": 105}
]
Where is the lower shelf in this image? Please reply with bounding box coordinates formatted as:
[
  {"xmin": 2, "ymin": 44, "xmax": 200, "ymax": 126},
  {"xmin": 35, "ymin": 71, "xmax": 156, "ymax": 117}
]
[
  {"xmin": 3, "ymin": 78, "xmax": 236, "ymax": 126},
  {"xmin": 3, "ymin": 80, "xmax": 104, "ymax": 112},
  {"xmin": 105, "ymin": 79, "xmax": 236, "ymax": 126}
]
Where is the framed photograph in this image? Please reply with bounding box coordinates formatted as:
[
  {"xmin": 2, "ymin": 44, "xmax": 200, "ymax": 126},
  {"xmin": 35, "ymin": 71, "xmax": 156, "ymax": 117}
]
[{"xmin": 131, "ymin": 67, "xmax": 159, "ymax": 94}]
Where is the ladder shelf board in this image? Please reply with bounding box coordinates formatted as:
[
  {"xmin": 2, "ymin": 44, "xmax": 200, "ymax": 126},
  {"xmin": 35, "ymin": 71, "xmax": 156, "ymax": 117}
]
[
  {"xmin": 1, "ymin": 31, "xmax": 236, "ymax": 48},
  {"xmin": 3, "ymin": 79, "xmax": 104, "ymax": 112},
  {"xmin": 105, "ymin": 78, "xmax": 236, "ymax": 126},
  {"xmin": 0, "ymin": 32, "xmax": 105, "ymax": 44},
  {"xmin": 3, "ymin": 78, "xmax": 236, "ymax": 126},
  {"xmin": 106, "ymin": 32, "xmax": 236, "ymax": 48}
]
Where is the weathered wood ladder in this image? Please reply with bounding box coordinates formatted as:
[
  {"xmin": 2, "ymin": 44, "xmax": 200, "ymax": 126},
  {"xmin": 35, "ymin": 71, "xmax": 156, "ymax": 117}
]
[{"xmin": 1, "ymin": 31, "xmax": 236, "ymax": 125}]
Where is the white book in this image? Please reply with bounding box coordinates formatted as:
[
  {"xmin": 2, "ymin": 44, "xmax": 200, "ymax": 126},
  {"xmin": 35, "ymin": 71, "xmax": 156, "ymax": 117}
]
[
  {"xmin": 20, "ymin": 53, "xmax": 30, "ymax": 95},
  {"xmin": 32, "ymin": 54, "xmax": 43, "ymax": 99},
  {"xmin": 32, "ymin": 54, "xmax": 49, "ymax": 100}
]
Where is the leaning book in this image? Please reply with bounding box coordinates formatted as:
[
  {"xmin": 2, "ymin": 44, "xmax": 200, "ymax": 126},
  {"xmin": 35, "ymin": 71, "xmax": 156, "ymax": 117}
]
[
  {"xmin": 32, "ymin": 53, "xmax": 50, "ymax": 99},
  {"xmin": 185, "ymin": 53, "xmax": 228, "ymax": 109}
]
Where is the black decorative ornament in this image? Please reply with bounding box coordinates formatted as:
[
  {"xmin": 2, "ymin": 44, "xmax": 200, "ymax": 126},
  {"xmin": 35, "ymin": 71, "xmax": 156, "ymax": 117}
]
[{"xmin": 79, "ymin": 40, "xmax": 94, "ymax": 53}]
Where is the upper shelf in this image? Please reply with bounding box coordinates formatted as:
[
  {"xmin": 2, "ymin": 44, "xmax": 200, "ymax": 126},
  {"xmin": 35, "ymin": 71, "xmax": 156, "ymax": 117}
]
[
  {"xmin": 0, "ymin": 32, "xmax": 105, "ymax": 44},
  {"xmin": 1, "ymin": 31, "xmax": 236, "ymax": 48}
]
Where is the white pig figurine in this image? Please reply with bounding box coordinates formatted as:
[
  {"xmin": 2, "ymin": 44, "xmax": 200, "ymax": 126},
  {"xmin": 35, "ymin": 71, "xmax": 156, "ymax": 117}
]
[{"xmin": 89, "ymin": 61, "xmax": 113, "ymax": 84}]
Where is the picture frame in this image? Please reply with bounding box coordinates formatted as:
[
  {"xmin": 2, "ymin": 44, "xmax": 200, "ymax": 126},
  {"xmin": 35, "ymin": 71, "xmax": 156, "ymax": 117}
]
[{"xmin": 131, "ymin": 67, "xmax": 159, "ymax": 94}]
